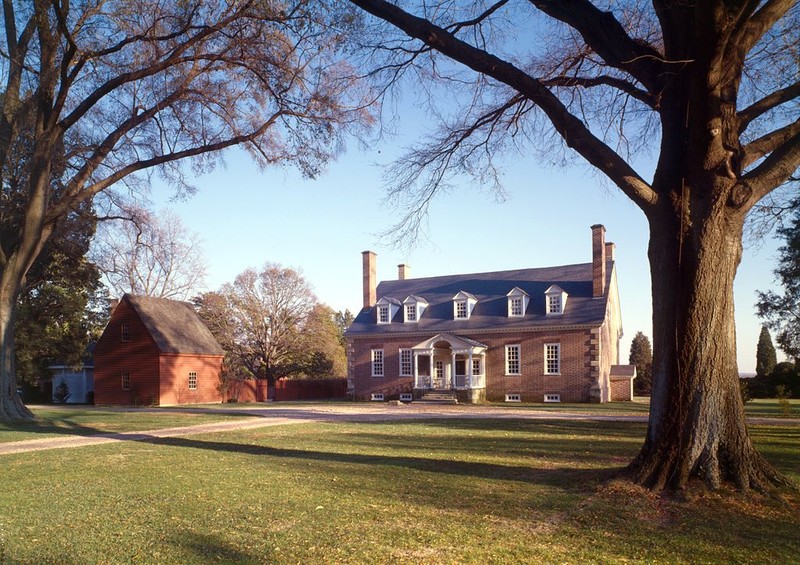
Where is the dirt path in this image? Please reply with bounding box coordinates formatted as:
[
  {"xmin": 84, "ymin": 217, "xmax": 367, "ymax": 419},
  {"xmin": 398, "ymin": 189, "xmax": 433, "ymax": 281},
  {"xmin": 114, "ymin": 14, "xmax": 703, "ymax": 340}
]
[{"xmin": 1, "ymin": 403, "xmax": 795, "ymax": 456}]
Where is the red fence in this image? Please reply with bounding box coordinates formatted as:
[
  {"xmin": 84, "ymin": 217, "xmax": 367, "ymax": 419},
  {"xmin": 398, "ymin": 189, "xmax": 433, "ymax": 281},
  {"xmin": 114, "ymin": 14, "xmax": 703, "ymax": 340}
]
[{"xmin": 274, "ymin": 378, "xmax": 347, "ymax": 401}]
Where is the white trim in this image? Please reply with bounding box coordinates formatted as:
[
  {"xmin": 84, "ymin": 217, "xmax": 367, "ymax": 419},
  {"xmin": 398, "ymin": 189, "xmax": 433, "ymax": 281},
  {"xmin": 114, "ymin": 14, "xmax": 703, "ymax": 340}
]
[
  {"xmin": 399, "ymin": 348, "xmax": 413, "ymax": 377},
  {"xmin": 544, "ymin": 394, "xmax": 561, "ymax": 403},
  {"xmin": 188, "ymin": 371, "xmax": 198, "ymax": 390},
  {"xmin": 399, "ymin": 393, "xmax": 413, "ymax": 402},
  {"xmin": 505, "ymin": 393, "xmax": 522, "ymax": 402},
  {"xmin": 370, "ymin": 393, "xmax": 385, "ymax": 401},
  {"xmin": 544, "ymin": 343, "xmax": 561, "ymax": 375},
  {"xmin": 505, "ymin": 344, "xmax": 521, "ymax": 376},
  {"xmin": 371, "ymin": 349, "xmax": 385, "ymax": 377}
]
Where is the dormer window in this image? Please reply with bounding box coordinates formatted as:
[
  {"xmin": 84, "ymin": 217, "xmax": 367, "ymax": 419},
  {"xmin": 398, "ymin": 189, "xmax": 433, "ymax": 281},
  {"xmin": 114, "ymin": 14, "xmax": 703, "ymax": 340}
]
[
  {"xmin": 452, "ymin": 291, "xmax": 477, "ymax": 320},
  {"xmin": 378, "ymin": 305, "xmax": 390, "ymax": 323},
  {"xmin": 402, "ymin": 295, "xmax": 428, "ymax": 323},
  {"xmin": 545, "ymin": 285, "xmax": 568, "ymax": 315},
  {"xmin": 376, "ymin": 297, "xmax": 400, "ymax": 324},
  {"xmin": 506, "ymin": 287, "xmax": 530, "ymax": 318}
]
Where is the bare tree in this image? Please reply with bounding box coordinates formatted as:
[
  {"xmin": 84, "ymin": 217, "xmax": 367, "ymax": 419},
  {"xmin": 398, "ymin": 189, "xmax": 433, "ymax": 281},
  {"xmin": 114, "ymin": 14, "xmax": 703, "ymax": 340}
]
[
  {"xmin": 199, "ymin": 264, "xmax": 317, "ymax": 400},
  {"xmin": 93, "ymin": 208, "xmax": 207, "ymax": 300},
  {"xmin": 0, "ymin": 0, "xmax": 372, "ymax": 419},
  {"xmin": 348, "ymin": 0, "xmax": 800, "ymax": 491}
]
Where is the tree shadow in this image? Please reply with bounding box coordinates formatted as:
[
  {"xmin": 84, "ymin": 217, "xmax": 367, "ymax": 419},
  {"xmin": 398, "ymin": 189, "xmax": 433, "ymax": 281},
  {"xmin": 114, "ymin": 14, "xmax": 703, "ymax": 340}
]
[{"xmin": 140, "ymin": 434, "xmax": 621, "ymax": 491}]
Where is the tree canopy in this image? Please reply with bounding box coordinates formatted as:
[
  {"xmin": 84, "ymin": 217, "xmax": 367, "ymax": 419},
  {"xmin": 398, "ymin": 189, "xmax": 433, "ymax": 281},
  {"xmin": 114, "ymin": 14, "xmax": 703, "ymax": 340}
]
[
  {"xmin": 92, "ymin": 208, "xmax": 207, "ymax": 300},
  {"xmin": 348, "ymin": 0, "xmax": 800, "ymax": 491},
  {"xmin": 757, "ymin": 202, "xmax": 800, "ymax": 363},
  {"xmin": 0, "ymin": 0, "xmax": 373, "ymax": 419}
]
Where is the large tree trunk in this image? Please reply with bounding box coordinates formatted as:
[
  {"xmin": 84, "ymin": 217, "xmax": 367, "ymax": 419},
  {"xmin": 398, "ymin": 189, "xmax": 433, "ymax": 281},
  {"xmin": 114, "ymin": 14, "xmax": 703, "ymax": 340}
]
[
  {"xmin": 628, "ymin": 206, "xmax": 791, "ymax": 491},
  {"xmin": 0, "ymin": 283, "xmax": 34, "ymax": 420}
]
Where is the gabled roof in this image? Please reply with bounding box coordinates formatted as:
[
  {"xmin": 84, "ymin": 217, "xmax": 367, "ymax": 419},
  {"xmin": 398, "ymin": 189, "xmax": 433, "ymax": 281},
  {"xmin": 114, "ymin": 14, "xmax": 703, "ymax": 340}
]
[
  {"xmin": 122, "ymin": 294, "xmax": 224, "ymax": 356},
  {"xmin": 347, "ymin": 262, "xmax": 612, "ymax": 336}
]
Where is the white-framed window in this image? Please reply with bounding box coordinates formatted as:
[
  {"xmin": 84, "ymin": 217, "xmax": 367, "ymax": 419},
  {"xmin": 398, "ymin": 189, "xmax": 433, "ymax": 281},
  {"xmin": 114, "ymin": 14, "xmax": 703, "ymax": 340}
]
[
  {"xmin": 505, "ymin": 393, "xmax": 522, "ymax": 402},
  {"xmin": 399, "ymin": 393, "xmax": 413, "ymax": 402},
  {"xmin": 377, "ymin": 305, "xmax": 390, "ymax": 324},
  {"xmin": 405, "ymin": 304, "xmax": 416, "ymax": 322},
  {"xmin": 399, "ymin": 348, "xmax": 413, "ymax": 377},
  {"xmin": 121, "ymin": 371, "xmax": 130, "ymax": 391},
  {"xmin": 121, "ymin": 322, "xmax": 130, "ymax": 342},
  {"xmin": 510, "ymin": 297, "xmax": 524, "ymax": 316},
  {"xmin": 371, "ymin": 349, "xmax": 384, "ymax": 377},
  {"xmin": 505, "ymin": 344, "xmax": 521, "ymax": 375},
  {"xmin": 545, "ymin": 285, "xmax": 567, "ymax": 315},
  {"xmin": 544, "ymin": 343, "xmax": 561, "ymax": 375},
  {"xmin": 472, "ymin": 358, "xmax": 482, "ymax": 376},
  {"xmin": 188, "ymin": 371, "xmax": 198, "ymax": 390},
  {"xmin": 544, "ymin": 394, "xmax": 561, "ymax": 403},
  {"xmin": 370, "ymin": 393, "xmax": 385, "ymax": 401},
  {"xmin": 455, "ymin": 300, "xmax": 468, "ymax": 319}
]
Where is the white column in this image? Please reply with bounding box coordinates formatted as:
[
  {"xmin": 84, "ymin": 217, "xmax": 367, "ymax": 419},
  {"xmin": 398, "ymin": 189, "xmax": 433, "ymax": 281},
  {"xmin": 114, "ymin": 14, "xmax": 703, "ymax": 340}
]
[{"xmin": 467, "ymin": 350, "xmax": 473, "ymax": 389}]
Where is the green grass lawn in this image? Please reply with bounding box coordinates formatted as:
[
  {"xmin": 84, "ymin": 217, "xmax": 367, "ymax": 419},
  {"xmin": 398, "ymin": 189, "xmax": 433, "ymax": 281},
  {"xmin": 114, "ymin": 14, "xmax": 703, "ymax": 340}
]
[
  {"xmin": 0, "ymin": 416, "xmax": 797, "ymax": 563},
  {"xmin": 0, "ymin": 407, "xmax": 254, "ymax": 443}
]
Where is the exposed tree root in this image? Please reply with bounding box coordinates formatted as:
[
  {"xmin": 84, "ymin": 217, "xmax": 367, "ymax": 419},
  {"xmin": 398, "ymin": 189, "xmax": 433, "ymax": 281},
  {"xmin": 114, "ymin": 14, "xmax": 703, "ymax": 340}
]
[
  {"xmin": 626, "ymin": 440, "xmax": 797, "ymax": 494},
  {"xmin": 0, "ymin": 392, "xmax": 34, "ymax": 421}
]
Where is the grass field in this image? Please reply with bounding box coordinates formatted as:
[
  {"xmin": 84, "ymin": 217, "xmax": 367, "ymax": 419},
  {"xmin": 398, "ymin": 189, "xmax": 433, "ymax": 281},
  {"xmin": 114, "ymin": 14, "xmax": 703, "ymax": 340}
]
[
  {"xmin": 0, "ymin": 410, "xmax": 798, "ymax": 563},
  {"xmin": 0, "ymin": 407, "xmax": 254, "ymax": 443}
]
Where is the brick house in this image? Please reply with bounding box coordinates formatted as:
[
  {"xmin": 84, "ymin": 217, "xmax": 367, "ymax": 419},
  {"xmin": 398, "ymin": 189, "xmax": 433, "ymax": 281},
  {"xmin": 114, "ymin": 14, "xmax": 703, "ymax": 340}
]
[
  {"xmin": 345, "ymin": 225, "xmax": 635, "ymax": 403},
  {"xmin": 94, "ymin": 294, "xmax": 224, "ymax": 405}
]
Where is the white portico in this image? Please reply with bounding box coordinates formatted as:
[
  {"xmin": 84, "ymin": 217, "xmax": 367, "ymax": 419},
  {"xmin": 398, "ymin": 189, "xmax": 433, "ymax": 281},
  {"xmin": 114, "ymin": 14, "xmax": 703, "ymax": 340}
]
[{"xmin": 411, "ymin": 334, "xmax": 487, "ymax": 396}]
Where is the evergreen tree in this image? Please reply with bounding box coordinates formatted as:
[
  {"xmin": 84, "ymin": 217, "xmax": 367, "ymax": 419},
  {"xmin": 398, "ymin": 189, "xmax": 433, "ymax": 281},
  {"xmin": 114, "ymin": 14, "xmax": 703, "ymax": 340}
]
[
  {"xmin": 629, "ymin": 332, "xmax": 653, "ymax": 395},
  {"xmin": 755, "ymin": 325, "xmax": 778, "ymax": 378},
  {"xmin": 757, "ymin": 200, "xmax": 800, "ymax": 362}
]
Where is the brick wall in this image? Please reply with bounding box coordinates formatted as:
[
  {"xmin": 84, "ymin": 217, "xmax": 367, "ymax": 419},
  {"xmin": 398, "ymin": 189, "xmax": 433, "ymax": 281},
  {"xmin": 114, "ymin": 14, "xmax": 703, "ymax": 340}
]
[
  {"xmin": 94, "ymin": 299, "xmax": 161, "ymax": 405},
  {"xmin": 349, "ymin": 327, "xmax": 596, "ymax": 402},
  {"xmin": 158, "ymin": 354, "xmax": 223, "ymax": 405}
]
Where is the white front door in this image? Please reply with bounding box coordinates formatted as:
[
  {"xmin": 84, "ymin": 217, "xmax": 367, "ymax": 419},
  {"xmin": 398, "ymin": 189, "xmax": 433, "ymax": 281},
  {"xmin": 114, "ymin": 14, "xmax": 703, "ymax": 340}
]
[{"xmin": 434, "ymin": 360, "xmax": 445, "ymax": 389}]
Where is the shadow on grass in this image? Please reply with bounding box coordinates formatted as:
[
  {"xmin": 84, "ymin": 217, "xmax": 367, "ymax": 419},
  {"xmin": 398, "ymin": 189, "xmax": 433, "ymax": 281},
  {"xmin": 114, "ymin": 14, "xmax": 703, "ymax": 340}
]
[
  {"xmin": 170, "ymin": 531, "xmax": 263, "ymax": 563},
  {"xmin": 142, "ymin": 434, "xmax": 621, "ymax": 491}
]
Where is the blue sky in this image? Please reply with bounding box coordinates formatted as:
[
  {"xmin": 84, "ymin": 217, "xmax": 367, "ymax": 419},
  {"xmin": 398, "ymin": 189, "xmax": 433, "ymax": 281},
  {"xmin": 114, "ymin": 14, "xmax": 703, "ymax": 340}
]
[{"xmin": 148, "ymin": 128, "xmax": 788, "ymax": 375}]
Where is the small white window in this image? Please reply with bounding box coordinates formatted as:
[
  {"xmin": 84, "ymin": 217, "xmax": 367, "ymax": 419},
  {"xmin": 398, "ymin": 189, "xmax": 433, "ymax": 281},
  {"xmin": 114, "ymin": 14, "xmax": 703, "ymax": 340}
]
[
  {"xmin": 377, "ymin": 305, "xmax": 390, "ymax": 324},
  {"xmin": 505, "ymin": 344, "xmax": 521, "ymax": 375},
  {"xmin": 455, "ymin": 300, "xmax": 468, "ymax": 319},
  {"xmin": 399, "ymin": 348, "xmax": 413, "ymax": 377},
  {"xmin": 505, "ymin": 394, "xmax": 522, "ymax": 402},
  {"xmin": 370, "ymin": 393, "xmax": 385, "ymax": 401},
  {"xmin": 405, "ymin": 304, "xmax": 416, "ymax": 322},
  {"xmin": 121, "ymin": 371, "xmax": 130, "ymax": 391},
  {"xmin": 188, "ymin": 371, "xmax": 197, "ymax": 390},
  {"xmin": 371, "ymin": 349, "xmax": 384, "ymax": 377},
  {"xmin": 510, "ymin": 297, "xmax": 524, "ymax": 316},
  {"xmin": 544, "ymin": 394, "xmax": 561, "ymax": 403},
  {"xmin": 399, "ymin": 393, "xmax": 413, "ymax": 402},
  {"xmin": 544, "ymin": 343, "xmax": 560, "ymax": 375},
  {"xmin": 121, "ymin": 322, "xmax": 130, "ymax": 342},
  {"xmin": 545, "ymin": 285, "xmax": 567, "ymax": 315},
  {"xmin": 472, "ymin": 358, "xmax": 482, "ymax": 376}
]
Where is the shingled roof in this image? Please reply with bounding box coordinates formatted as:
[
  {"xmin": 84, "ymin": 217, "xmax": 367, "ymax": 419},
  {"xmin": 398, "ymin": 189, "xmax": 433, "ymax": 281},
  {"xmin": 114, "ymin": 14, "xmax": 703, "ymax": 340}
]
[
  {"xmin": 347, "ymin": 262, "xmax": 612, "ymax": 336},
  {"xmin": 123, "ymin": 294, "xmax": 224, "ymax": 355}
]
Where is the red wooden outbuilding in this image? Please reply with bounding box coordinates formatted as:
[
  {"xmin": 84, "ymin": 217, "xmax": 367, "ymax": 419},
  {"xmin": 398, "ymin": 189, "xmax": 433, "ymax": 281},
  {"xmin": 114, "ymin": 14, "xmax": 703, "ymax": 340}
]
[{"xmin": 94, "ymin": 294, "xmax": 224, "ymax": 406}]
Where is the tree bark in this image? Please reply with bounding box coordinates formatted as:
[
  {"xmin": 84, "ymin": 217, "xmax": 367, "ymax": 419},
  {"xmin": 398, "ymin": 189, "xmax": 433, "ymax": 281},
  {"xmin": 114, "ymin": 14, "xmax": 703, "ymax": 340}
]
[
  {"xmin": 628, "ymin": 206, "xmax": 792, "ymax": 491},
  {"xmin": 0, "ymin": 282, "xmax": 34, "ymax": 420}
]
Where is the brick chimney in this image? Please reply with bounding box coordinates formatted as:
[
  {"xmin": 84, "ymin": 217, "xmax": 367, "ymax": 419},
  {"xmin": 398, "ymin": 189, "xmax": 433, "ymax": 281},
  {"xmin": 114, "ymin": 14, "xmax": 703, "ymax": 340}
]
[
  {"xmin": 362, "ymin": 251, "xmax": 377, "ymax": 309},
  {"xmin": 591, "ymin": 224, "xmax": 606, "ymax": 298},
  {"xmin": 397, "ymin": 263, "xmax": 410, "ymax": 280},
  {"xmin": 605, "ymin": 241, "xmax": 616, "ymax": 262}
]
